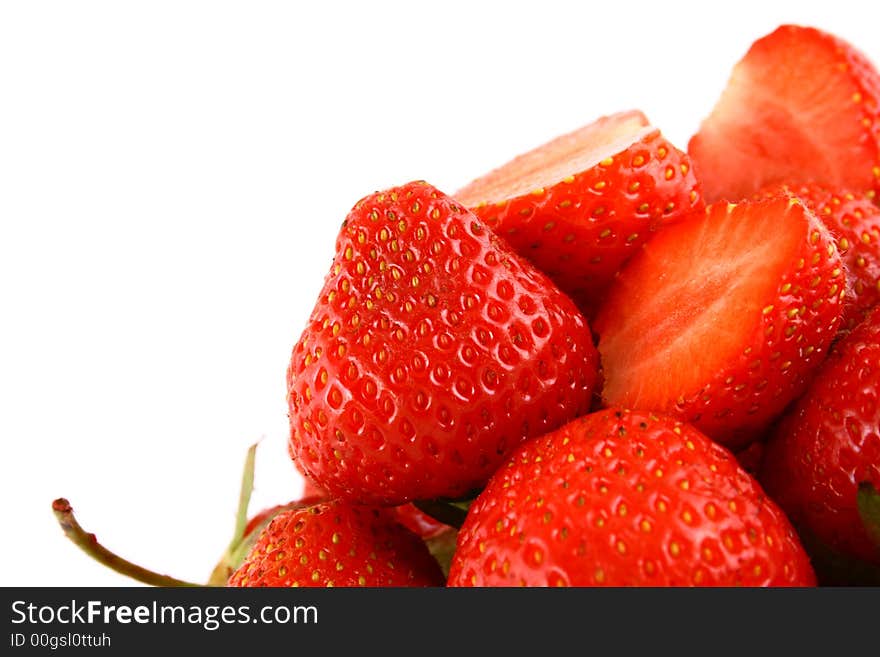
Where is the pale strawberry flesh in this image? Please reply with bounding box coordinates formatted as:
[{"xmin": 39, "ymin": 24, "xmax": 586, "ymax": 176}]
[
  {"xmin": 456, "ymin": 110, "xmax": 651, "ymax": 206},
  {"xmin": 689, "ymin": 25, "xmax": 880, "ymax": 203},
  {"xmin": 598, "ymin": 201, "xmax": 802, "ymax": 408},
  {"xmin": 595, "ymin": 196, "xmax": 845, "ymax": 446}
]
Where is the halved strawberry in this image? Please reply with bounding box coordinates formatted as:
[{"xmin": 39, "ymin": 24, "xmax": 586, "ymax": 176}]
[
  {"xmin": 594, "ymin": 196, "xmax": 845, "ymax": 448},
  {"xmin": 456, "ymin": 111, "xmax": 703, "ymax": 314},
  {"xmin": 689, "ymin": 25, "xmax": 880, "ymax": 204},
  {"xmin": 756, "ymin": 183, "xmax": 880, "ymax": 332}
]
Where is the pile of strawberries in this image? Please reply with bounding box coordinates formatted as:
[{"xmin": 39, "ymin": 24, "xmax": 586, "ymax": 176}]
[{"xmin": 58, "ymin": 24, "xmax": 880, "ymax": 587}]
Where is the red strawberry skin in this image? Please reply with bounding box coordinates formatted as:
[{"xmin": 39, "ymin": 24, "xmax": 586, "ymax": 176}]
[
  {"xmin": 594, "ymin": 196, "xmax": 845, "ymax": 448},
  {"xmin": 689, "ymin": 25, "xmax": 880, "ymax": 204},
  {"xmin": 298, "ymin": 476, "xmax": 448, "ymax": 539},
  {"xmin": 287, "ymin": 181, "xmax": 598, "ymax": 505},
  {"xmin": 456, "ymin": 111, "xmax": 703, "ymax": 315},
  {"xmin": 757, "ymin": 183, "xmax": 880, "ymax": 332},
  {"xmin": 761, "ymin": 306, "xmax": 880, "ymax": 565},
  {"xmin": 241, "ymin": 497, "xmax": 325, "ymax": 539},
  {"xmin": 448, "ymin": 409, "xmax": 815, "ymax": 587},
  {"xmin": 228, "ymin": 501, "xmax": 445, "ymax": 587},
  {"xmin": 393, "ymin": 505, "xmax": 450, "ymax": 540}
]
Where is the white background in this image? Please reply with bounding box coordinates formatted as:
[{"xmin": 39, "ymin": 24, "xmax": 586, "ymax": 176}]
[{"xmin": 2, "ymin": 1, "xmax": 878, "ymax": 586}]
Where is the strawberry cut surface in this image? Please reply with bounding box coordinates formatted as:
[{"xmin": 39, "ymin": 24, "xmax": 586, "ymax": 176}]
[
  {"xmin": 689, "ymin": 25, "xmax": 880, "ymax": 203},
  {"xmin": 595, "ymin": 196, "xmax": 845, "ymax": 447},
  {"xmin": 456, "ymin": 111, "xmax": 703, "ymax": 315},
  {"xmin": 456, "ymin": 111, "xmax": 652, "ymax": 205}
]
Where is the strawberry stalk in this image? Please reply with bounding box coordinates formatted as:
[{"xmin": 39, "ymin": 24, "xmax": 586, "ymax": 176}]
[{"xmin": 52, "ymin": 498, "xmax": 201, "ymax": 587}]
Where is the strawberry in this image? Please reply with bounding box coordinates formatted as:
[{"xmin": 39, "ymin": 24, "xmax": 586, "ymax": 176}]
[
  {"xmin": 689, "ymin": 25, "xmax": 880, "ymax": 204},
  {"xmin": 228, "ymin": 501, "xmax": 445, "ymax": 587},
  {"xmin": 593, "ymin": 196, "xmax": 845, "ymax": 448},
  {"xmin": 447, "ymin": 409, "xmax": 815, "ymax": 587},
  {"xmin": 287, "ymin": 181, "xmax": 599, "ymax": 505},
  {"xmin": 756, "ymin": 183, "xmax": 880, "ymax": 332},
  {"xmin": 455, "ymin": 111, "xmax": 703, "ymax": 314},
  {"xmin": 761, "ymin": 305, "xmax": 880, "ymax": 565}
]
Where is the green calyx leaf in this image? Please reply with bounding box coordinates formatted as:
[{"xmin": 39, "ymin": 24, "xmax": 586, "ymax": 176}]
[
  {"xmin": 857, "ymin": 482, "xmax": 880, "ymax": 550},
  {"xmin": 413, "ymin": 497, "xmax": 473, "ymax": 530},
  {"xmin": 425, "ymin": 528, "xmax": 458, "ymax": 579},
  {"xmin": 206, "ymin": 442, "xmax": 259, "ymax": 586}
]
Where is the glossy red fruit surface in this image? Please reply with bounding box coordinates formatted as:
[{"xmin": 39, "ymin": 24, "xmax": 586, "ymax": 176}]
[
  {"xmin": 756, "ymin": 183, "xmax": 880, "ymax": 332},
  {"xmin": 761, "ymin": 306, "xmax": 880, "ymax": 565},
  {"xmin": 448, "ymin": 409, "xmax": 815, "ymax": 587},
  {"xmin": 228, "ymin": 501, "xmax": 445, "ymax": 587},
  {"xmin": 456, "ymin": 111, "xmax": 703, "ymax": 314},
  {"xmin": 287, "ymin": 181, "xmax": 598, "ymax": 505}
]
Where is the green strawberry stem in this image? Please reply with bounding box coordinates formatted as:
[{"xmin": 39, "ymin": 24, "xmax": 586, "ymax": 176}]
[
  {"xmin": 52, "ymin": 498, "xmax": 201, "ymax": 587},
  {"xmin": 413, "ymin": 499, "xmax": 467, "ymax": 530},
  {"xmin": 857, "ymin": 482, "xmax": 880, "ymax": 548}
]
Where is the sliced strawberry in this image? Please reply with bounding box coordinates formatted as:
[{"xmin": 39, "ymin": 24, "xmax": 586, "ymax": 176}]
[
  {"xmin": 757, "ymin": 183, "xmax": 880, "ymax": 332},
  {"xmin": 689, "ymin": 25, "xmax": 880, "ymax": 203},
  {"xmin": 594, "ymin": 196, "xmax": 845, "ymax": 448},
  {"xmin": 456, "ymin": 111, "xmax": 703, "ymax": 315}
]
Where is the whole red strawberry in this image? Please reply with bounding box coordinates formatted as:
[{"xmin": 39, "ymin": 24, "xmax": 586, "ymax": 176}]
[
  {"xmin": 228, "ymin": 501, "xmax": 445, "ymax": 587},
  {"xmin": 448, "ymin": 409, "xmax": 815, "ymax": 587},
  {"xmin": 756, "ymin": 183, "xmax": 880, "ymax": 332},
  {"xmin": 594, "ymin": 196, "xmax": 845, "ymax": 448},
  {"xmin": 287, "ymin": 181, "xmax": 599, "ymax": 505},
  {"xmin": 761, "ymin": 306, "xmax": 880, "ymax": 565},
  {"xmin": 689, "ymin": 25, "xmax": 880, "ymax": 203},
  {"xmin": 456, "ymin": 111, "xmax": 703, "ymax": 314}
]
